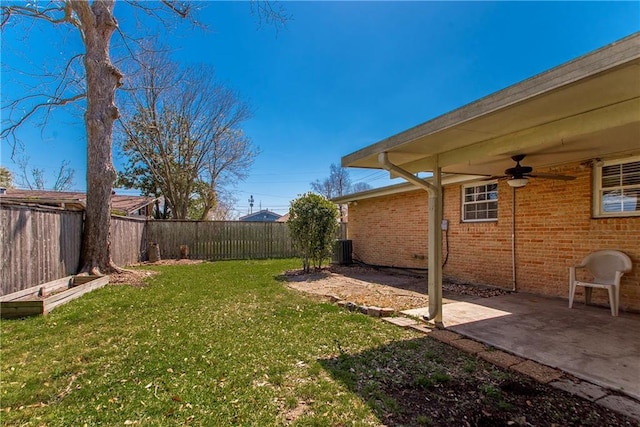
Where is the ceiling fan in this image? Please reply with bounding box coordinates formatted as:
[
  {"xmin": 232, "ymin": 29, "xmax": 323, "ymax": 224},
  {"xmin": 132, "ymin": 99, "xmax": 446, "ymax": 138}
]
[{"xmin": 491, "ymin": 154, "xmax": 576, "ymax": 188}]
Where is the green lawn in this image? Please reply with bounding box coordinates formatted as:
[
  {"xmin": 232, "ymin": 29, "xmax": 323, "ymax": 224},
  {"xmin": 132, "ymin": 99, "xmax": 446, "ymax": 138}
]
[
  {"xmin": 1, "ymin": 260, "xmax": 417, "ymax": 426},
  {"xmin": 1, "ymin": 260, "xmax": 634, "ymax": 426}
]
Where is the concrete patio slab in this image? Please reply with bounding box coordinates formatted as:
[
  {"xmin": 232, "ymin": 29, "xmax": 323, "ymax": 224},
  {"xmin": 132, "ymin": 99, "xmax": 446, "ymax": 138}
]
[
  {"xmin": 550, "ymin": 378, "xmax": 609, "ymax": 402},
  {"xmin": 381, "ymin": 317, "xmax": 419, "ymax": 328},
  {"xmin": 440, "ymin": 292, "xmax": 640, "ymax": 400},
  {"xmin": 400, "ymin": 307, "xmax": 429, "ymax": 319},
  {"xmin": 596, "ymin": 395, "xmax": 640, "ymax": 421}
]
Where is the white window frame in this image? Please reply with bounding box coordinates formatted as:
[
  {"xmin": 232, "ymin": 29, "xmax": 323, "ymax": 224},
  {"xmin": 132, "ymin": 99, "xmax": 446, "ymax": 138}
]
[
  {"xmin": 461, "ymin": 181, "xmax": 498, "ymax": 223},
  {"xmin": 593, "ymin": 155, "xmax": 640, "ymax": 218}
]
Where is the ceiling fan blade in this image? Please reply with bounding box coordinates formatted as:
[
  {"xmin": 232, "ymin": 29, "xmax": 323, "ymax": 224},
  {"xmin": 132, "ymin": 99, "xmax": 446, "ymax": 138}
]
[
  {"xmin": 528, "ymin": 173, "xmax": 576, "ymax": 181},
  {"xmin": 482, "ymin": 175, "xmax": 507, "ymax": 181}
]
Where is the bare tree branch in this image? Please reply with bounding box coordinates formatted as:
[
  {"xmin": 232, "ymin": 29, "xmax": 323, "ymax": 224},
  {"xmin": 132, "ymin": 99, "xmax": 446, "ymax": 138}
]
[
  {"xmin": 117, "ymin": 48, "xmax": 256, "ymax": 219},
  {"xmin": 250, "ymin": 0, "xmax": 290, "ymax": 33},
  {"xmin": 1, "ymin": 93, "xmax": 86, "ymax": 155},
  {"xmin": 1, "ymin": 3, "xmax": 80, "ymax": 28},
  {"xmin": 52, "ymin": 160, "xmax": 76, "ymax": 191},
  {"xmin": 1, "ymin": 0, "xmax": 288, "ymax": 271},
  {"xmin": 160, "ymin": 0, "xmax": 191, "ymax": 19}
]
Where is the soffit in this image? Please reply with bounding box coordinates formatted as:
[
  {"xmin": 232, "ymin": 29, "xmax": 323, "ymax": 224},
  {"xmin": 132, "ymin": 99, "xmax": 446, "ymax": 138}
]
[{"xmin": 342, "ymin": 34, "xmax": 640, "ymax": 177}]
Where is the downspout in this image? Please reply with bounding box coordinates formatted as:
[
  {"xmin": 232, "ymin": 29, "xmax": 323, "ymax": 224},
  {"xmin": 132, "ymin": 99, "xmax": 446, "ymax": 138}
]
[
  {"xmin": 511, "ymin": 186, "xmax": 517, "ymax": 291},
  {"xmin": 378, "ymin": 152, "xmax": 443, "ymax": 326}
]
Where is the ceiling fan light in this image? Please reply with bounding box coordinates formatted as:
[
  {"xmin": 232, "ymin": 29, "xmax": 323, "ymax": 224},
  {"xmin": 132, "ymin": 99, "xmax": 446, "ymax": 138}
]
[{"xmin": 507, "ymin": 177, "xmax": 529, "ymax": 188}]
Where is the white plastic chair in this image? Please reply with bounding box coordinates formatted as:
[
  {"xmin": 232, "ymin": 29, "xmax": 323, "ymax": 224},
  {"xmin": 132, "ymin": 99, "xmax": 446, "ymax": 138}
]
[{"xmin": 569, "ymin": 250, "xmax": 632, "ymax": 316}]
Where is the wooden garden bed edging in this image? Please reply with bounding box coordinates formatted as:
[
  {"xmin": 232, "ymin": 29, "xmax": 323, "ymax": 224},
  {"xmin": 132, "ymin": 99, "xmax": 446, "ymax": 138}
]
[{"xmin": 0, "ymin": 275, "xmax": 109, "ymax": 319}]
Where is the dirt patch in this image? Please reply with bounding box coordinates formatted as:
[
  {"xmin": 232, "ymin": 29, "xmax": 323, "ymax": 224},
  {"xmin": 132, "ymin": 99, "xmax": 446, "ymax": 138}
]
[
  {"xmin": 284, "ymin": 264, "xmax": 510, "ymax": 311},
  {"xmin": 109, "ymin": 270, "xmax": 158, "ymax": 287},
  {"xmin": 320, "ymin": 337, "xmax": 639, "ymax": 427},
  {"xmin": 110, "ymin": 259, "xmax": 204, "ymax": 287},
  {"xmin": 134, "ymin": 259, "xmax": 205, "ymax": 266}
]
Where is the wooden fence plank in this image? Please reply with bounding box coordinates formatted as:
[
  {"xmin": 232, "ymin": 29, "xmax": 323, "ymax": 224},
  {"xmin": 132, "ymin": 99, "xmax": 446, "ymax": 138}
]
[
  {"xmin": 147, "ymin": 221, "xmax": 297, "ymax": 261},
  {"xmin": 1, "ymin": 206, "xmax": 82, "ymax": 296}
]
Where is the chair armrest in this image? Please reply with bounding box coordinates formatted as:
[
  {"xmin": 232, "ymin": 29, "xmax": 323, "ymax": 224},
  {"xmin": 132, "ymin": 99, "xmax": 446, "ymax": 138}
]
[
  {"xmin": 614, "ymin": 270, "xmax": 626, "ymax": 285},
  {"xmin": 569, "ymin": 266, "xmax": 578, "ymax": 284}
]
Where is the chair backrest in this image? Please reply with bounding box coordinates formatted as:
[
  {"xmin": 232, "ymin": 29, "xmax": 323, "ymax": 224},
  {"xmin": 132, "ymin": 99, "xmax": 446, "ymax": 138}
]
[{"xmin": 582, "ymin": 250, "xmax": 633, "ymax": 284}]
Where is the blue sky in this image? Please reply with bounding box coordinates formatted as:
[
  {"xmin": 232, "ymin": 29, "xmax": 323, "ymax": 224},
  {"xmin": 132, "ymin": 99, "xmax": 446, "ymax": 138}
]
[{"xmin": 1, "ymin": 1, "xmax": 638, "ymax": 216}]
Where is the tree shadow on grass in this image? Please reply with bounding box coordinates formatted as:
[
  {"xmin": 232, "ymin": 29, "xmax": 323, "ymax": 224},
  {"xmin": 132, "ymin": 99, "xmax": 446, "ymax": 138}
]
[{"xmin": 318, "ymin": 336, "xmax": 635, "ymax": 427}]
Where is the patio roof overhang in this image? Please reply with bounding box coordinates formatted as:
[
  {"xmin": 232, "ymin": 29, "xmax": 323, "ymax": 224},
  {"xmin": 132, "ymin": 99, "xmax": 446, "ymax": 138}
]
[
  {"xmin": 340, "ymin": 33, "xmax": 640, "ymax": 327},
  {"xmin": 342, "ymin": 33, "xmax": 640, "ymax": 178}
]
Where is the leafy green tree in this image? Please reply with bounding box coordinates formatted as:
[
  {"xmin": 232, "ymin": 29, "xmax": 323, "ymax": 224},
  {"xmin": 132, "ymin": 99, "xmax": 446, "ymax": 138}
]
[
  {"xmin": 0, "ymin": 166, "xmax": 13, "ymax": 188},
  {"xmin": 287, "ymin": 193, "xmax": 339, "ymax": 272}
]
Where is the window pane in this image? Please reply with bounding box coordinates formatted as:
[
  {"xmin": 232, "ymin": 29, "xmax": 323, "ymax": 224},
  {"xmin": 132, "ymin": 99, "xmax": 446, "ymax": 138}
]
[
  {"xmin": 598, "ymin": 159, "xmax": 640, "ymax": 215},
  {"xmin": 602, "ymin": 190, "xmax": 624, "ymax": 212},
  {"xmin": 601, "ymin": 165, "xmax": 620, "ymax": 188},
  {"xmin": 622, "ymin": 161, "xmax": 640, "ymax": 186},
  {"xmin": 602, "ymin": 191, "xmax": 617, "ymax": 212},
  {"xmin": 463, "ymin": 182, "xmax": 499, "ymax": 221},
  {"xmin": 621, "ymin": 189, "xmax": 639, "ymax": 212}
]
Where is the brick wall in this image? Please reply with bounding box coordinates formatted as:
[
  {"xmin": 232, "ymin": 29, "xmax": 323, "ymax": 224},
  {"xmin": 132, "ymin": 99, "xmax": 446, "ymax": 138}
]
[
  {"xmin": 349, "ymin": 191, "xmax": 429, "ymax": 269},
  {"xmin": 348, "ymin": 161, "xmax": 640, "ymax": 312}
]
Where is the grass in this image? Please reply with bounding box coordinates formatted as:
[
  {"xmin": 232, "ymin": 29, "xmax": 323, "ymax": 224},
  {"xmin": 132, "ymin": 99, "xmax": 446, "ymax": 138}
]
[
  {"xmin": 1, "ymin": 260, "xmax": 636, "ymax": 426},
  {"xmin": 1, "ymin": 260, "xmax": 417, "ymax": 426}
]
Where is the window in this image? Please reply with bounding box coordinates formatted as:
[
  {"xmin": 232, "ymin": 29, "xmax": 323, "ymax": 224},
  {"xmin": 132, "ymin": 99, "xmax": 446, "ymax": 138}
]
[
  {"xmin": 462, "ymin": 182, "xmax": 498, "ymax": 222},
  {"xmin": 594, "ymin": 156, "xmax": 640, "ymax": 217}
]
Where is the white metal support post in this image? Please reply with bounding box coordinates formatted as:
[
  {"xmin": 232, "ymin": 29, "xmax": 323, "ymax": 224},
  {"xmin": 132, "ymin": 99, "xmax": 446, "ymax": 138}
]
[
  {"xmin": 378, "ymin": 152, "xmax": 443, "ymax": 327},
  {"xmin": 428, "ymin": 160, "xmax": 443, "ymax": 326}
]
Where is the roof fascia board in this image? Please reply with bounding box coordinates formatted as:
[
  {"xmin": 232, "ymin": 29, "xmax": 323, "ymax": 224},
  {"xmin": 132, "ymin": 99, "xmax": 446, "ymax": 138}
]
[
  {"xmin": 342, "ymin": 32, "xmax": 640, "ymax": 167},
  {"xmin": 331, "ymin": 174, "xmax": 485, "ymax": 204}
]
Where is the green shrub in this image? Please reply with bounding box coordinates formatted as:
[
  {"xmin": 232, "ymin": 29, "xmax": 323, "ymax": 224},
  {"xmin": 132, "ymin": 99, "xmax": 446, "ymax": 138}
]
[{"xmin": 287, "ymin": 193, "xmax": 339, "ymax": 272}]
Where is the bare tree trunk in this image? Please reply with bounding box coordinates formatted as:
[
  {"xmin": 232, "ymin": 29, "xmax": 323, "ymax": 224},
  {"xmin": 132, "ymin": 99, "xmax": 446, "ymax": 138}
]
[{"xmin": 74, "ymin": 1, "xmax": 122, "ymax": 274}]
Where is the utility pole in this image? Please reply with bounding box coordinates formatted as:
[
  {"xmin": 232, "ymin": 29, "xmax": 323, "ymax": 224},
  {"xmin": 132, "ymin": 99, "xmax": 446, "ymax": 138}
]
[{"xmin": 248, "ymin": 195, "xmax": 254, "ymax": 214}]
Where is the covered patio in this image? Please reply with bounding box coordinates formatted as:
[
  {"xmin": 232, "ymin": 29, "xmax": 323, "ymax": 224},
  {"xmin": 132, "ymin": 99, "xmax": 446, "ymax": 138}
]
[
  {"xmin": 339, "ymin": 32, "xmax": 640, "ymax": 417},
  {"xmin": 340, "ymin": 33, "xmax": 640, "ymax": 323}
]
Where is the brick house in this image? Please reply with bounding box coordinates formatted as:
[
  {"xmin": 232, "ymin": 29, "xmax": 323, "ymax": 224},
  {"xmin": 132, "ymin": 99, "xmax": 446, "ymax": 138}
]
[{"xmin": 334, "ymin": 34, "xmax": 640, "ymax": 319}]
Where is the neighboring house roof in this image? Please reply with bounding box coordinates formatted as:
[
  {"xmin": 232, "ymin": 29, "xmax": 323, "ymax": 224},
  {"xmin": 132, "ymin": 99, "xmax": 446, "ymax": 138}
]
[
  {"xmin": 0, "ymin": 189, "xmax": 156, "ymax": 216},
  {"xmin": 276, "ymin": 213, "xmax": 290, "ymax": 222},
  {"xmin": 238, "ymin": 209, "xmax": 282, "ymax": 222}
]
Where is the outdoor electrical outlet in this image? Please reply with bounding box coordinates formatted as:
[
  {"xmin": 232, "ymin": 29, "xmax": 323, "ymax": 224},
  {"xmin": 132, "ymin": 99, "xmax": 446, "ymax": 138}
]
[{"xmin": 441, "ymin": 219, "xmax": 449, "ymax": 231}]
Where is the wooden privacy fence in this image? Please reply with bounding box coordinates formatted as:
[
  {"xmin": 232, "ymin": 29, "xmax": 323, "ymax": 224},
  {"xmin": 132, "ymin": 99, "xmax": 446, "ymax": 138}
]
[
  {"xmin": 3, "ymin": 206, "xmax": 348, "ymax": 294},
  {"xmin": 1, "ymin": 205, "xmax": 83, "ymax": 296},
  {"xmin": 147, "ymin": 220, "xmax": 297, "ymax": 260},
  {"xmin": 2, "ymin": 204, "xmax": 348, "ymax": 295},
  {"xmin": 110, "ymin": 216, "xmax": 147, "ymax": 266}
]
